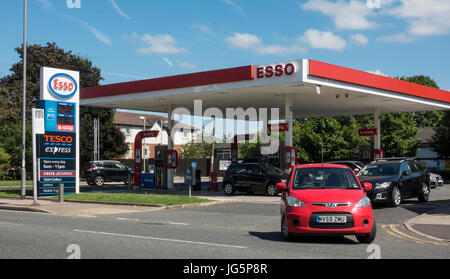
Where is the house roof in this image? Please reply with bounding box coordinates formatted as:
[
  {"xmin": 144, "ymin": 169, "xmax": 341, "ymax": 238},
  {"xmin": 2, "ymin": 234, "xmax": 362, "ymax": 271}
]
[
  {"xmin": 113, "ymin": 111, "xmax": 199, "ymax": 131},
  {"xmin": 415, "ymin": 127, "xmax": 435, "ymax": 144}
]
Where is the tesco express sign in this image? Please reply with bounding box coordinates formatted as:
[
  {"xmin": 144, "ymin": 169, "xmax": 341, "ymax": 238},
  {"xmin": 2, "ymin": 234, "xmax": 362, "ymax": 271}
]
[
  {"xmin": 255, "ymin": 63, "xmax": 296, "ymax": 79},
  {"xmin": 48, "ymin": 73, "xmax": 78, "ymax": 99}
]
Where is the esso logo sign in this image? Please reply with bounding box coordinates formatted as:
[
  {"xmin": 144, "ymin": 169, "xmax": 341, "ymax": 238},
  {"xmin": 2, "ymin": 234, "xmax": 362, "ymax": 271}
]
[
  {"xmin": 48, "ymin": 73, "xmax": 78, "ymax": 98},
  {"xmin": 256, "ymin": 63, "xmax": 295, "ymax": 79}
]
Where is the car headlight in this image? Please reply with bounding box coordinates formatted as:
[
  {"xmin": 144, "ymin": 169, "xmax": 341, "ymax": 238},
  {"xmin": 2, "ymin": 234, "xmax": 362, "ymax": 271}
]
[
  {"xmin": 355, "ymin": 197, "xmax": 371, "ymax": 208},
  {"xmin": 287, "ymin": 196, "xmax": 306, "ymax": 207},
  {"xmin": 374, "ymin": 182, "xmax": 391, "ymax": 190}
]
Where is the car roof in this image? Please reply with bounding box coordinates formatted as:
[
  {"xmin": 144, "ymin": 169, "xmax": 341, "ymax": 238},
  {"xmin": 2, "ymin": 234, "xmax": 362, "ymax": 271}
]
[
  {"xmin": 296, "ymin": 163, "xmax": 351, "ymax": 169},
  {"xmin": 370, "ymin": 160, "xmax": 403, "ymax": 165}
]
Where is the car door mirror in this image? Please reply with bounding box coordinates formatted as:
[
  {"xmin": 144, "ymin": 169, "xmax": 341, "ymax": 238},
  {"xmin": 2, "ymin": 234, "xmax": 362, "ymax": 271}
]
[
  {"xmin": 276, "ymin": 182, "xmax": 287, "ymax": 192},
  {"xmin": 362, "ymin": 182, "xmax": 372, "ymax": 191},
  {"xmin": 402, "ymin": 170, "xmax": 410, "ymax": 177}
]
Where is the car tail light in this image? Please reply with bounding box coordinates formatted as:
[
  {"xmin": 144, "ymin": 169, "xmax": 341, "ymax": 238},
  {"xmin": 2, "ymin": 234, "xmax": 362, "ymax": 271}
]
[{"xmin": 86, "ymin": 168, "xmax": 95, "ymax": 172}]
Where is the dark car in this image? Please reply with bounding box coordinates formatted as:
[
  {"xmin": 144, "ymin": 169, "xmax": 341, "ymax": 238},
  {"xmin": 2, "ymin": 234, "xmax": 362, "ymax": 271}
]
[
  {"xmin": 357, "ymin": 159, "xmax": 430, "ymax": 207},
  {"xmin": 85, "ymin": 160, "xmax": 133, "ymax": 186},
  {"xmin": 222, "ymin": 163, "xmax": 289, "ymax": 196},
  {"xmin": 326, "ymin": 161, "xmax": 365, "ymax": 174}
]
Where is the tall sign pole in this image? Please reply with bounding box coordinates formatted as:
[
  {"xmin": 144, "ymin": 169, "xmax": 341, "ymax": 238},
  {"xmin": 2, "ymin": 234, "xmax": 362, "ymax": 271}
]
[{"xmin": 21, "ymin": 0, "xmax": 27, "ymax": 200}]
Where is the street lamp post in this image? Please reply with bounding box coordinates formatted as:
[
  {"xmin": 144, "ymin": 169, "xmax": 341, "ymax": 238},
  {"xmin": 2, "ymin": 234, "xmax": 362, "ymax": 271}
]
[
  {"xmin": 21, "ymin": 0, "xmax": 27, "ymax": 200},
  {"xmin": 139, "ymin": 116, "xmax": 146, "ymax": 173}
]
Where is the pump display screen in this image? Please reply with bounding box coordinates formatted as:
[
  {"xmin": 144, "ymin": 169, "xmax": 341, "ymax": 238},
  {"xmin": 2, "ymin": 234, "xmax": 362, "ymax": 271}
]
[
  {"xmin": 57, "ymin": 104, "xmax": 74, "ymax": 115},
  {"xmin": 57, "ymin": 116, "xmax": 74, "ymax": 125}
]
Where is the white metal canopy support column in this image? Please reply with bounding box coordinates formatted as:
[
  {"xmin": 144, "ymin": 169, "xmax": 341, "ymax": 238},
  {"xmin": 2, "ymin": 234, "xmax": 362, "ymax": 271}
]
[
  {"xmin": 167, "ymin": 104, "xmax": 174, "ymax": 189},
  {"xmin": 374, "ymin": 107, "xmax": 381, "ymax": 151},
  {"xmin": 285, "ymin": 95, "xmax": 294, "ymax": 148}
]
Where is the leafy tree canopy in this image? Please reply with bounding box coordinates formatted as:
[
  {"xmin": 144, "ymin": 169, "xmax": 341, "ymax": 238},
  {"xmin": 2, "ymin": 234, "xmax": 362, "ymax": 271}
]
[{"xmin": 0, "ymin": 42, "xmax": 127, "ymax": 174}]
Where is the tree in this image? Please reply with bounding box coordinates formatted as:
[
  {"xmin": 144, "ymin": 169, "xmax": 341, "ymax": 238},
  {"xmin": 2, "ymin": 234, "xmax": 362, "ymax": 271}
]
[
  {"xmin": 180, "ymin": 141, "xmax": 212, "ymax": 159},
  {"xmin": 431, "ymin": 110, "xmax": 450, "ymax": 158},
  {"xmin": 381, "ymin": 113, "xmax": 420, "ymax": 157},
  {"xmin": 293, "ymin": 117, "xmax": 364, "ymax": 163},
  {"xmin": 398, "ymin": 75, "xmax": 444, "ymax": 127},
  {"xmin": 0, "ymin": 147, "xmax": 11, "ymax": 179},
  {"xmin": 0, "ymin": 42, "xmax": 127, "ymax": 175}
]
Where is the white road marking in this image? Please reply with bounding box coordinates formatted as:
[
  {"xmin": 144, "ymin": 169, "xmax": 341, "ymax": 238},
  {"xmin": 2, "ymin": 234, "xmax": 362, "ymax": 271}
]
[
  {"xmin": 73, "ymin": 229, "xmax": 247, "ymax": 249},
  {"xmin": 116, "ymin": 218, "xmax": 139, "ymax": 222},
  {"xmin": 167, "ymin": 222, "xmax": 189, "ymax": 226},
  {"xmin": 77, "ymin": 215, "xmax": 98, "ymax": 218},
  {"xmin": 0, "ymin": 221, "xmax": 23, "ymax": 226}
]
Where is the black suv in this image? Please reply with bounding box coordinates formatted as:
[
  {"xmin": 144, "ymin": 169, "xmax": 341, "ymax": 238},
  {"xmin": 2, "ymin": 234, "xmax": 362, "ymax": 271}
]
[
  {"xmin": 358, "ymin": 159, "xmax": 430, "ymax": 207},
  {"xmin": 85, "ymin": 160, "xmax": 133, "ymax": 186},
  {"xmin": 222, "ymin": 163, "xmax": 288, "ymax": 196}
]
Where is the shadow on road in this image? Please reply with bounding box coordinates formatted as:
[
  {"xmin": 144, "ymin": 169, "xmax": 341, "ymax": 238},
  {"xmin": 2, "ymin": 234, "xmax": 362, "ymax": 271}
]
[{"xmin": 248, "ymin": 231, "xmax": 358, "ymax": 245}]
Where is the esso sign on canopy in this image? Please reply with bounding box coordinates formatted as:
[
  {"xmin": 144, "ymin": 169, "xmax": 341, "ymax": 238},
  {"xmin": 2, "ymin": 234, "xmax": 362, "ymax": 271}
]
[
  {"xmin": 48, "ymin": 73, "xmax": 78, "ymax": 99},
  {"xmin": 256, "ymin": 63, "xmax": 296, "ymax": 79}
]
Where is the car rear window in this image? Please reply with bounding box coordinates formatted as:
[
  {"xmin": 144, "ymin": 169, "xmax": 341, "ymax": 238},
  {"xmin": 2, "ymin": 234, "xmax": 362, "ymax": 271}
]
[{"xmin": 362, "ymin": 163, "xmax": 400, "ymax": 176}]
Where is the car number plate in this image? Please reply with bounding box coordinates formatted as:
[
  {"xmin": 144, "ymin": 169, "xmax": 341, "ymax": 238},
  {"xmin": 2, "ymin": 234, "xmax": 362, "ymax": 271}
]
[{"xmin": 316, "ymin": 216, "xmax": 347, "ymax": 223}]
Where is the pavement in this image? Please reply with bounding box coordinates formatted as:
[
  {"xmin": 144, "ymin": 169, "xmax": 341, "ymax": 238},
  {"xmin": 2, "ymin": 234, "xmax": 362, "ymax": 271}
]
[{"xmin": 1, "ymin": 182, "xmax": 449, "ymax": 243}]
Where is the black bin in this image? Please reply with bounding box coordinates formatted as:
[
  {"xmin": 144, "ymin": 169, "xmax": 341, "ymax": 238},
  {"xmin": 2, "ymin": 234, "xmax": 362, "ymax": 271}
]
[{"xmin": 193, "ymin": 169, "xmax": 201, "ymax": 191}]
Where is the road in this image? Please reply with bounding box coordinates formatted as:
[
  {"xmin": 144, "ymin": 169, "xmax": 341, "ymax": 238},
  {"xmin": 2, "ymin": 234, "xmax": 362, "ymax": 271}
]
[{"xmin": 0, "ymin": 186, "xmax": 449, "ymax": 259}]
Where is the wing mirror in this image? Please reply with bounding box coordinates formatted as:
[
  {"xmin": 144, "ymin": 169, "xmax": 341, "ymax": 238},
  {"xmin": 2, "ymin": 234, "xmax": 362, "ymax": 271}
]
[
  {"xmin": 401, "ymin": 170, "xmax": 410, "ymax": 176},
  {"xmin": 276, "ymin": 182, "xmax": 287, "ymax": 192},
  {"xmin": 363, "ymin": 182, "xmax": 373, "ymax": 191}
]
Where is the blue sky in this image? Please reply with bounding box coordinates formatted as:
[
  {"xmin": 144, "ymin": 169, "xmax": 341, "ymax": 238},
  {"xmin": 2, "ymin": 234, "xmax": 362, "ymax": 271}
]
[{"xmin": 1, "ymin": 0, "xmax": 450, "ymax": 91}]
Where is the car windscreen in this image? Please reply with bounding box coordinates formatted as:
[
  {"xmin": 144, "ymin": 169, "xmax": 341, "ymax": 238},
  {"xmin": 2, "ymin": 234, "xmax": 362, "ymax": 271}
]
[
  {"xmin": 263, "ymin": 165, "xmax": 285, "ymax": 176},
  {"xmin": 292, "ymin": 167, "xmax": 360, "ymax": 190},
  {"xmin": 361, "ymin": 163, "xmax": 400, "ymax": 177}
]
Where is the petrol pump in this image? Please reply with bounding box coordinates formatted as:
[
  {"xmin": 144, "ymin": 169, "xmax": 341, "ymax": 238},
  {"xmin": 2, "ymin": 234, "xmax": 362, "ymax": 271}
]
[
  {"xmin": 151, "ymin": 146, "xmax": 178, "ymax": 189},
  {"xmin": 284, "ymin": 146, "xmax": 298, "ymax": 172},
  {"xmin": 374, "ymin": 149, "xmax": 385, "ymax": 160}
]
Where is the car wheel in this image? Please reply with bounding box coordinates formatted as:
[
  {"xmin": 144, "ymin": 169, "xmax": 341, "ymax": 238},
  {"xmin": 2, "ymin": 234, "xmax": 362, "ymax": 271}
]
[
  {"xmin": 266, "ymin": 184, "xmax": 278, "ymax": 196},
  {"xmin": 418, "ymin": 183, "xmax": 430, "ymax": 203},
  {"xmin": 390, "ymin": 186, "xmax": 402, "ymax": 207},
  {"xmin": 356, "ymin": 220, "xmax": 376, "ymax": 244},
  {"xmin": 94, "ymin": 175, "xmax": 104, "ymax": 187},
  {"xmin": 223, "ymin": 182, "xmax": 235, "ymax": 196},
  {"xmin": 281, "ymin": 216, "xmax": 293, "ymax": 241}
]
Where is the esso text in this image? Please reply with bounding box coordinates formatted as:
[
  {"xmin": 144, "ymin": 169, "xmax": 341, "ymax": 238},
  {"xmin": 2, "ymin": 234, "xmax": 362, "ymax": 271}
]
[{"xmin": 256, "ymin": 63, "xmax": 295, "ymax": 79}]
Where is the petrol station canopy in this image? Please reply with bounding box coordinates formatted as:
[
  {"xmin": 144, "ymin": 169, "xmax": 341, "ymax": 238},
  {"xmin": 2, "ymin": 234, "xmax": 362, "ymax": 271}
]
[{"xmin": 80, "ymin": 59, "xmax": 450, "ymax": 117}]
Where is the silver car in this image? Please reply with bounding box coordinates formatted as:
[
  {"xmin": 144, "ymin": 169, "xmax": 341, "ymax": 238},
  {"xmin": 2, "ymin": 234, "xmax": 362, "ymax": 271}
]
[{"xmin": 429, "ymin": 173, "xmax": 444, "ymax": 188}]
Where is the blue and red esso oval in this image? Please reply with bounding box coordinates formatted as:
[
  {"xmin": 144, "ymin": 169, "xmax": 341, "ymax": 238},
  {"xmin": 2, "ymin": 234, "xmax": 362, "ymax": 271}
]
[{"xmin": 48, "ymin": 73, "xmax": 78, "ymax": 98}]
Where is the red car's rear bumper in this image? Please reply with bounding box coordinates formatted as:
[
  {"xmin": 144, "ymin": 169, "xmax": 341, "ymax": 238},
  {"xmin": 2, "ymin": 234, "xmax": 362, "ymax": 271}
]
[{"xmin": 286, "ymin": 205, "xmax": 374, "ymax": 235}]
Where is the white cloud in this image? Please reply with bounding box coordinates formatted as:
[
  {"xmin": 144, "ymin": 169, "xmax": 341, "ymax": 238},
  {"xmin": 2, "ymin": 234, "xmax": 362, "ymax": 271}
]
[
  {"xmin": 350, "ymin": 33, "xmax": 369, "ymax": 45},
  {"xmin": 301, "ymin": 29, "xmax": 347, "ymax": 51},
  {"xmin": 179, "ymin": 62, "xmax": 198, "ymax": 70},
  {"xmin": 220, "ymin": 0, "xmax": 247, "ymax": 18},
  {"xmin": 366, "ymin": 69, "xmax": 388, "ymax": 77},
  {"xmin": 377, "ymin": 32, "xmax": 417, "ymax": 43},
  {"xmin": 125, "ymin": 32, "xmax": 186, "ymax": 54},
  {"xmin": 109, "ymin": 0, "xmax": 130, "ymax": 20},
  {"xmin": 302, "ymin": 0, "xmax": 378, "ymax": 30},
  {"xmin": 192, "ymin": 23, "xmax": 215, "ymax": 34},
  {"xmin": 225, "ymin": 33, "xmax": 306, "ymax": 55},
  {"xmin": 36, "ymin": 0, "xmax": 112, "ymax": 46},
  {"xmin": 387, "ymin": 0, "xmax": 450, "ymax": 36},
  {"xmin": 163, "ymin": 57, "xmax": 173, "ymax": 67}
]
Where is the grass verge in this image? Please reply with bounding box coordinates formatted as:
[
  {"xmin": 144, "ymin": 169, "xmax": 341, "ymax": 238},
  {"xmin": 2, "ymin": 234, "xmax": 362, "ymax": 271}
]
[
  {"xmin": 0, "ymin": 180, "xmax": 33, "ymax": 187},
  {"xmin": 0, "ymin": 190, "xmax": 211, "ymax": 206}
]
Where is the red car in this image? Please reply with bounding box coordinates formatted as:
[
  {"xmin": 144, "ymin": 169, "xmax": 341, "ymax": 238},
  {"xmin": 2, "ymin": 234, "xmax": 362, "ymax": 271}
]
[{"xmin": 277, "ymin": 164, "xmax": 376, "ymax": 243}]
